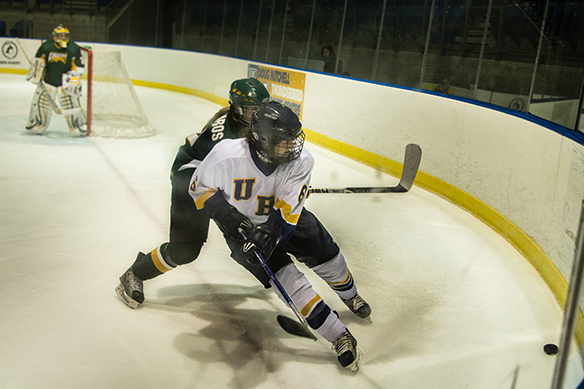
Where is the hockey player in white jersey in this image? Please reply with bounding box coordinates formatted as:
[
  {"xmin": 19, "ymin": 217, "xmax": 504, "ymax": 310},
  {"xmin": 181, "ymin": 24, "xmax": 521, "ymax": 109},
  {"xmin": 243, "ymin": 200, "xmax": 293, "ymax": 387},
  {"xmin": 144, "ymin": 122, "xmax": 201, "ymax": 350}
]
[{"xmin": 190, "ymin": 101, "xmax": 365, "ymax": 372}]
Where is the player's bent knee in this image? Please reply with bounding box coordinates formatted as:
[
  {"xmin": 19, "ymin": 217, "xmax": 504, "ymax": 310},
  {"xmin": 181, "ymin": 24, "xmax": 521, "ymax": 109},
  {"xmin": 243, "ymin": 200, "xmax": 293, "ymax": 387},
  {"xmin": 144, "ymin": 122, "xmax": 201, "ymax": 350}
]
[{"xmin": 166, "ymin": 241, "xmax": 205, "ymax": 266}]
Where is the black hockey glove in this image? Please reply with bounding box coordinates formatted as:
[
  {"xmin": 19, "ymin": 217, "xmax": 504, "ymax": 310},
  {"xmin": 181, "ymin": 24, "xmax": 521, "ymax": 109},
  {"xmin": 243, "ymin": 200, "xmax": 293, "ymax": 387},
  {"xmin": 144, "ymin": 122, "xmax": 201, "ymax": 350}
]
[
  {"xmin": 209, "ymin": 201, "xmax": 253, "ymax": 242},
  {"xmin": 240, "ymin": 221, "xmax": 281, "ymax": 266}
]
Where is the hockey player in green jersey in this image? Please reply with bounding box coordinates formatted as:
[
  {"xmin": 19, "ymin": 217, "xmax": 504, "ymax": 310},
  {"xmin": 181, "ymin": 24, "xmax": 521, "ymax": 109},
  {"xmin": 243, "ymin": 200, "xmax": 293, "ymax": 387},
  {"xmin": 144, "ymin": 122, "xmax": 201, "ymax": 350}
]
[
  {"xmin": 116, "ymin": 78, "xmax": 270, "ymax": 308},
  {"xmin": 25, "ymin": 25, "xmax": 87, "ymax": 136}
]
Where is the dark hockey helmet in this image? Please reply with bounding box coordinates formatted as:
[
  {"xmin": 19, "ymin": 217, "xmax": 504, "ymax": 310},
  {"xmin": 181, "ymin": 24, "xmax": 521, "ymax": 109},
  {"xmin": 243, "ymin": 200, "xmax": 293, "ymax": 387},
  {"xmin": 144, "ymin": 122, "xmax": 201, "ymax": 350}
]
[
  {"xmin": 229, "ymin": 78, "xmax": 270, "ymax": 128},
  {"xmin": 250, "ymin": 101, "xmax": 305, "ymax": 165},
  {"xmin": 52, "ymin": 25, "xmax": 70, "ymax": 48}
]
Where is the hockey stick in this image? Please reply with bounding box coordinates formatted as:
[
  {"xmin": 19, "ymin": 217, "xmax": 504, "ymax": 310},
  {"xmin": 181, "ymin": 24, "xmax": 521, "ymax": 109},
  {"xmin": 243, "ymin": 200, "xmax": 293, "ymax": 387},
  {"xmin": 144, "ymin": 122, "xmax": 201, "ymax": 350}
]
[
  {"xmin": 309, "ymin": 143, "xmax": 422, "ymax": 194},
  {"xmin": 15, "ymin": 37, "xmax": 63, "ymax": 115},
  {"xmin": 240, "ymin": 231, "xmax": 317, "ymax": 341}
]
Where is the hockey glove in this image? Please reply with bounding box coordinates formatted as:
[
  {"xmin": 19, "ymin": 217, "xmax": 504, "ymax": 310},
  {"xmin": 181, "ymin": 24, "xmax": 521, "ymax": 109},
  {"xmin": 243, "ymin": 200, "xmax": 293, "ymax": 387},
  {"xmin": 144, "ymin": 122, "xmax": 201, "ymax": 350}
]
[
  {"xmin": 210, "ymin": 201, "xmax": 254, "ymax": 242},
  {"xmin": 26, "ymin": 57, "xmax": 45, "ymax": 84},
  {"xmin": 240, "ymin": 221, "xmax": 281, "ymax": 266}
]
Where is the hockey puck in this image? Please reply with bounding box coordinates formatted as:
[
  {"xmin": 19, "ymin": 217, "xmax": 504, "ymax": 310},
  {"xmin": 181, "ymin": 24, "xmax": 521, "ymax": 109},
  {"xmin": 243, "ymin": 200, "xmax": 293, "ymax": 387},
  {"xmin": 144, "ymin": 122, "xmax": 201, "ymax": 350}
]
[{"xmin": 543, "ymin": 343, "xmax": 559, "ymax": 355}]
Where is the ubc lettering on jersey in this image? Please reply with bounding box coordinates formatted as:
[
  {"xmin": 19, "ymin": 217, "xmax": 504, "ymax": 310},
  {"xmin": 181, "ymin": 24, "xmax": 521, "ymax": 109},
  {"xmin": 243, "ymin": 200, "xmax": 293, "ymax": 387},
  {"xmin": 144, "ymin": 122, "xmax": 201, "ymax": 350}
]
[
  {"xmin": 233, "ymin": 178, "xmax": 255, "ymax": 200},
  {"xmin": 298, "ymin": 184, "xmax": 308, "ymax": 203},
  {"xmin": 256, "ymin": 196, "xmax": 274, "ymax": 216}
]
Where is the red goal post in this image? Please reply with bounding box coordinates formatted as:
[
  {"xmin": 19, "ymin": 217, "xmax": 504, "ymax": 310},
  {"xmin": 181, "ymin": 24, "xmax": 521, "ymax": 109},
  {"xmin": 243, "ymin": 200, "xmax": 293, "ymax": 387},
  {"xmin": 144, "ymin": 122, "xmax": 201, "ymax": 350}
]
[{"xmin": 79, "ymin": 46, "xmax": 155, "ymax": 138}]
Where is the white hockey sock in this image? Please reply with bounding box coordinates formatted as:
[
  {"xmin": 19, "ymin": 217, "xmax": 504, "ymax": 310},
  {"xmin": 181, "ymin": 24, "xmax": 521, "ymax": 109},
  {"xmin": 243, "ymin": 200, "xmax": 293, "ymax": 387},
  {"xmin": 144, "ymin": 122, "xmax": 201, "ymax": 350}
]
[
  {"xmin": 271, "ymin": 264, "xmax": 345, "ymax": 342},
  {"xmin": 311, "ymin": 252, "xmax": 357, "ymax": 300}
]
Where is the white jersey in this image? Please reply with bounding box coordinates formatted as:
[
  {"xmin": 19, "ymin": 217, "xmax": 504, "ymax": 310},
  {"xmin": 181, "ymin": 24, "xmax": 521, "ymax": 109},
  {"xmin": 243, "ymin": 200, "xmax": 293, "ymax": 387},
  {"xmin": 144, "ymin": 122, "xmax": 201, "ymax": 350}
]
[{"xmin": 189, "ymin": 138, "xmax": 314, "ymax": 227}]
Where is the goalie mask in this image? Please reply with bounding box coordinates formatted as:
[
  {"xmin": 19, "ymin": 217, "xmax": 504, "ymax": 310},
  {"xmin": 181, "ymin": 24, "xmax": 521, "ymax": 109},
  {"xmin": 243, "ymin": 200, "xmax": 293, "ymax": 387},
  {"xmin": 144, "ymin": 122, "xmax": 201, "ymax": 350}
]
[
  {"xmin": 250, "ymin": 101, "xmax": 305, "ymax": 165},
  {"xmin": 52, "ymin": 25, "xmax": 70, "ymax": 48},
  {"xmin": 229, "ymin": 78, "xmax": 270, "ymax": 128}
]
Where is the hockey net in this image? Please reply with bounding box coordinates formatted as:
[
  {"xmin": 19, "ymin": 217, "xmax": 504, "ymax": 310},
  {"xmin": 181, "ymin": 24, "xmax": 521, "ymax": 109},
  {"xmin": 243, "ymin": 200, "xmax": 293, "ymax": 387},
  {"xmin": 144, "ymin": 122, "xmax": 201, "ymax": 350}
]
[{"xmin": 80, "ymin": 47, "xmax": 156, "ymax": 138}]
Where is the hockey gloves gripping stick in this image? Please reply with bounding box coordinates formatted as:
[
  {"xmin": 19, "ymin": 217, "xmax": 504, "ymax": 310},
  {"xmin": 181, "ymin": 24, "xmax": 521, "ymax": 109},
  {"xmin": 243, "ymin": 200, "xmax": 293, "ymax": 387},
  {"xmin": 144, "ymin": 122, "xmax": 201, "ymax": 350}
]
[
  {"xmin": 239, "ymin": 230, "xmax": 318, "ymax": 341},
  {"xmin": 240, "ymin": 222, "xmax": 281, "ymax": 267},
  {"xmin": 309, "ymin": 143, "xmax": 422, "ymax": 194}
]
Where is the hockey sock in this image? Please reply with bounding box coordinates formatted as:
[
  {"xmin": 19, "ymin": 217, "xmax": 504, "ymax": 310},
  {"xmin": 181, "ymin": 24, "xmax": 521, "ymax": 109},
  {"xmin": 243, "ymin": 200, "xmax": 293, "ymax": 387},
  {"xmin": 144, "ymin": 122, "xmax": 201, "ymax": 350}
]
[
  {"xmin": 271, "ymin": 264, "xmax": 345, "ymax": 343},
  {"xmin": 132, "ymin": 243, "xmax": 177, "ymax": 280},
  {"xmin": 311, "ymin": 252, "xmax": 357, "ymax": 300}
]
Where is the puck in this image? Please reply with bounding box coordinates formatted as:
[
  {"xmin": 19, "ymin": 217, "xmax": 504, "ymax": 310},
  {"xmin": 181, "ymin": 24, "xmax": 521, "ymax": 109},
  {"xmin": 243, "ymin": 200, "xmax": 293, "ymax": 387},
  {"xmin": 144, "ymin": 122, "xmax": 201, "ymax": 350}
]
[{"xmin": 543, "ymin": 343, "xmax": 559, "ymax": 355}]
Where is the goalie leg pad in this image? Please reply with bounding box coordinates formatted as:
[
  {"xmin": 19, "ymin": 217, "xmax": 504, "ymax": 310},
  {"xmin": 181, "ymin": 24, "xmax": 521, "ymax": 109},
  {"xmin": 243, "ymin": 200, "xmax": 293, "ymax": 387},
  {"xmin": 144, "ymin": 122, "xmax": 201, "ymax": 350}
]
[
  {"xmin": 26, "ymin": 83, "xmax": 54, "ymax": 133},
  {"xmin": 58, "ymin": 88, "xmax": 87, "ymax": 136}
]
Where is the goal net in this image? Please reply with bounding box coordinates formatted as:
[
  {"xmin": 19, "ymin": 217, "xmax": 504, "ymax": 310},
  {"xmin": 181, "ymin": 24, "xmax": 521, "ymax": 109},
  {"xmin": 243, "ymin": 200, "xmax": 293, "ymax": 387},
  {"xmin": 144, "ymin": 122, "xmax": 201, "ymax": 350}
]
[{"xmin": 80, "ymin": 47, "xmax": 156, "ymax": 138}]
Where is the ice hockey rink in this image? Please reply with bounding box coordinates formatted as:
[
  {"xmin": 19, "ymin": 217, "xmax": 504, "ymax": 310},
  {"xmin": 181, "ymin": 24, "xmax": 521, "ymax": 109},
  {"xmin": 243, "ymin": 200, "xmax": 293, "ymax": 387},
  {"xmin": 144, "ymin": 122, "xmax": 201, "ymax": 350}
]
[{"xmin": 0, "ymin": 72, "xmax": 582, "ymax": 389}]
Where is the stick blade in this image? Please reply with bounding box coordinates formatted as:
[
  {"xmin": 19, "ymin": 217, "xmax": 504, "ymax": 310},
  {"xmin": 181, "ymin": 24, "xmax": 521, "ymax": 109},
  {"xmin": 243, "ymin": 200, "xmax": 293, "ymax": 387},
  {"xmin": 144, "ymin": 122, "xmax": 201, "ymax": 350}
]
[
  {"xmin": 395, "ymin": 143, "xmax": 422, "ymax": 192},
  {"xmin": 277, "ymin": 315, "xmax": 318, "ymax": 341}
]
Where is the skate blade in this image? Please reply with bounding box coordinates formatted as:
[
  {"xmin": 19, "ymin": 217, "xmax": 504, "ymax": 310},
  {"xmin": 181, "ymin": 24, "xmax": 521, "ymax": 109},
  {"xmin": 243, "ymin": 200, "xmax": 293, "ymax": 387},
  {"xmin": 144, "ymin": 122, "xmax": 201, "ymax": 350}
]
[
  {"xmin": 115, "ymin": 283, "xmax": 139, "ymax": 309},
  {"xmin": 345, "ymin": 348, "xmax": 363, "ymax": 374}
]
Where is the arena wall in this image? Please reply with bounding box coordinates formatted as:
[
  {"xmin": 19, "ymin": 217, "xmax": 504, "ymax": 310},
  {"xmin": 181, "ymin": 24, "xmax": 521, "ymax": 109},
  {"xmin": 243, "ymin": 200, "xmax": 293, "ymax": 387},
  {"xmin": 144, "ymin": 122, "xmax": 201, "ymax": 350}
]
[{"xmin": 2, "ymin": 38, "xmax": 583, "ymax": 344}]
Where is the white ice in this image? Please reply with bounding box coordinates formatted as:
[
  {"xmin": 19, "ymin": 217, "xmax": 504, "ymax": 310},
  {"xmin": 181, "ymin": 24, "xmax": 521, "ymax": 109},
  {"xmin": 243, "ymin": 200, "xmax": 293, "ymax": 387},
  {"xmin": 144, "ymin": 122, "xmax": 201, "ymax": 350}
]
[{"xmin": 0, "ymin": 73, "xmax": 582, "ymax": 389}]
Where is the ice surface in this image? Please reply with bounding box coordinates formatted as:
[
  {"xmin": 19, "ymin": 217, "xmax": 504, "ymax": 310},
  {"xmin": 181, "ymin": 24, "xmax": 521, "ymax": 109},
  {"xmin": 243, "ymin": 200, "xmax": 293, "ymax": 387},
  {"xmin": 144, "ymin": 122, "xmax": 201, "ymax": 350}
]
[{"xmin": 0, "ymin": 73, "xmax": 581, "ymax": 389}]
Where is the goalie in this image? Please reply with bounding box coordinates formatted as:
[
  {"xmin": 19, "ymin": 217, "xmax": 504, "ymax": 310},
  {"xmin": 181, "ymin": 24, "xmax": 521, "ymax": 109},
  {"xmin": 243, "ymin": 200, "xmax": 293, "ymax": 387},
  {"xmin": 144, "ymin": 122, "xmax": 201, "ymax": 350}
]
[{"xmin": 25, "ymin": 25, "xmax": 87, "ymax": 136}]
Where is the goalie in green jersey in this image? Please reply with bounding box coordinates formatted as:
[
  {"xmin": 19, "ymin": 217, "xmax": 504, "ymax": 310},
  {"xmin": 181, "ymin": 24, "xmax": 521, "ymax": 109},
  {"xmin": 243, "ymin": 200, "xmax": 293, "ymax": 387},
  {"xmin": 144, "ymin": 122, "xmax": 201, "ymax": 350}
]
[{"xmin": 25, "ymin": 25, "xmax": 87, "ymax": 136}]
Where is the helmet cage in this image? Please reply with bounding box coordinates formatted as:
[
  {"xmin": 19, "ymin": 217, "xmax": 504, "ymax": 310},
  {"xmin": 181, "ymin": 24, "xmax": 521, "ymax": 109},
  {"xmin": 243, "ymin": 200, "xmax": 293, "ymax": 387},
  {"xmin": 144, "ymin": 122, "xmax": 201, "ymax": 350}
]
[
  {"xmin": 235, "ymin": 104, "xmax": 261, "ymax": 128},
  {"xmin": 252, "ymin": 123, "xmax": 305, "ymax": 165},
  {"xmin": 270, "ymin": 131, "xmax": 305, "ymax": 164}
]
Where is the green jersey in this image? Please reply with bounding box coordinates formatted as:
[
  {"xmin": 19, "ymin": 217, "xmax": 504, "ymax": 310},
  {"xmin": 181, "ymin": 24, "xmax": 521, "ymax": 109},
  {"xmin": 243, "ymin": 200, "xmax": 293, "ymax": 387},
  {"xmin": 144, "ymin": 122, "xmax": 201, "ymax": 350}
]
[
  {"xmin": 35, "ymin": 39, "xmax": 84, "ymax": 87},
  {"xmin": 171, "ymin": 110, "xmax": 245, "ymax": 184}
]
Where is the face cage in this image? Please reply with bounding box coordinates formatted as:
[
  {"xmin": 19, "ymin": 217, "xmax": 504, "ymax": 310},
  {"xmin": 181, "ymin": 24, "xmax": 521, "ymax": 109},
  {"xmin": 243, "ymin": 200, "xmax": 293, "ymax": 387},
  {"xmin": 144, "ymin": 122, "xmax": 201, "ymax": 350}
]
[
  {"xmin": 270, "ymin": 132, "xmax": 305, "ymax": 163},
  {"xmin": 236, "ymin": 105, "xmax": 261, "ymax": 128},
  {"xmin": 54, "ymin": 34, "xmax": 70, "ymax": 48}
]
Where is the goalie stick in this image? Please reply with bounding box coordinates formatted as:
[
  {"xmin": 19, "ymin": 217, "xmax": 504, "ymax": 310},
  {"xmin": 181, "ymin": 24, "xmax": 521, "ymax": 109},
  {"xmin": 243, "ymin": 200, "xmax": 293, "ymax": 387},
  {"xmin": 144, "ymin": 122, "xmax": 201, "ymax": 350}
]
[
  {"xmin": 240, "ymin": 231, "xmax": 318, "ymax": 341},
  {"xmin": 309, "ymin": 143, "xmax": 422, "ymax": 194},
  {"xmin": 15, "ymin": 37, "xmax": 63, "ymax": 115}
]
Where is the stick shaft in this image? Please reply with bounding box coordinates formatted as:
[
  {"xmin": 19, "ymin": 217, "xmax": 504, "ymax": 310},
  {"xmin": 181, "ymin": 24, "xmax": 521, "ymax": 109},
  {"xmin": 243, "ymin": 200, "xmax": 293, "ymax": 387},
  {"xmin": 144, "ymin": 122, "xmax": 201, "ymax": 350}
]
[{"xmin": 240, "ymin": 231, "xmax": 316, "ymax": 339}]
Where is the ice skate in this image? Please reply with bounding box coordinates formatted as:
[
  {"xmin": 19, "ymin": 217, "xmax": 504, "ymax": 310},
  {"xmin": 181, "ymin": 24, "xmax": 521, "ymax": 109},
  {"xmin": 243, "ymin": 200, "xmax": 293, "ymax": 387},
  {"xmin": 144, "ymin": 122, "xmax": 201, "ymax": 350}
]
[
  {"xmin": 341, "ymin": 293, "xmax": 371, "ymax": 319},
  {"xmin": 115, "ymin": 265, "xmax": 144, "ymax": 309},
  {"xmin": 25, "ymin": 121, "xmax": 46, "ymax": 135},
  {"xmin": 69, "ymin": 125, "xmax": 87, "ymax": 137},
  {"xmin": 331, "ymin": 329, "xmax": 362, "ymax": 373}
]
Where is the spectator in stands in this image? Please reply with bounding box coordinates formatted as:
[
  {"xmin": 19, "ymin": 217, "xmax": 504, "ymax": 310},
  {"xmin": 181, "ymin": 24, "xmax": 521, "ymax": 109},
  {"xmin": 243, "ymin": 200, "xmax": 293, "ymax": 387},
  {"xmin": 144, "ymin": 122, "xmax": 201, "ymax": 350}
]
[
  {"xmin": 322, "ymin": 45, "xmax": 343, "ymax": 75},
  {"xmin": 435, "ymin": 75, "xmax": 452, "ymax": 94}
]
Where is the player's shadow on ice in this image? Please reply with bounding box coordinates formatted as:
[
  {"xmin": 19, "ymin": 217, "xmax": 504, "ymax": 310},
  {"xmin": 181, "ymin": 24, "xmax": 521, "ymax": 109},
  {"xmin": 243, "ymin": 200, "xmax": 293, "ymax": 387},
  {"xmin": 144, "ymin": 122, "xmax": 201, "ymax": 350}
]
[{"xmin": 145, "ymin": 283, "xmax": 345, "ymax": 387}]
